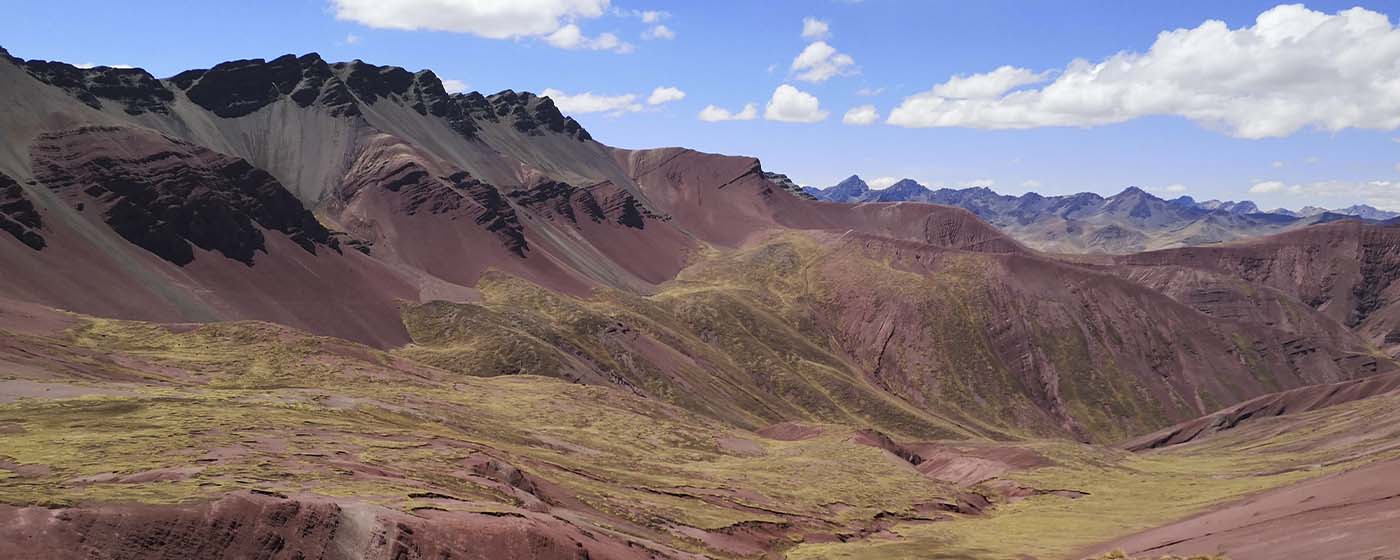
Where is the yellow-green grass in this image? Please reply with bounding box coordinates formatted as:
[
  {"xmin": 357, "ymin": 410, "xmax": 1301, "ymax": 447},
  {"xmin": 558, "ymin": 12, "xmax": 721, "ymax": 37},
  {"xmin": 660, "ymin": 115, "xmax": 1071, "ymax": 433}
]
[
  {"xmin": 0, "ymin": 316, "xmax": 958, "ymax": 555},
  {"xmin": 785, "ymin": 391, "xmax": 1400, "ymax": 559}
]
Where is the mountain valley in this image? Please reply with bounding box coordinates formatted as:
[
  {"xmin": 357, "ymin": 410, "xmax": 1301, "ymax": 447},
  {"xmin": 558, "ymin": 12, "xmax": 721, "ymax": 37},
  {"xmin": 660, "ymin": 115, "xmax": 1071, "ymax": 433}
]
[{"xmin": 1, "ymin": 48, "xmax": 1399, "ymax": 560}]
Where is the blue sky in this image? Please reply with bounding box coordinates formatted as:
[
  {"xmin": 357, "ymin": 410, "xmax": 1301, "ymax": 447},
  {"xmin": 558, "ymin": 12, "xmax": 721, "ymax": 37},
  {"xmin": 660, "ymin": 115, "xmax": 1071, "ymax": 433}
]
[{"xmin": 4, "ymin": 0, "xmax": 1400, "ymax": 210}]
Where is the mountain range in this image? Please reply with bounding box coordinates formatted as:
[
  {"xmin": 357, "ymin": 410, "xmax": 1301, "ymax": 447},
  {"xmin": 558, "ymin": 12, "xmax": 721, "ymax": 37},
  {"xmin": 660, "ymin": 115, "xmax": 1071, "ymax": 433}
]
[
  {"xmin": 2, "ymin": 49, "xmax": 1400, "ymax": 560},
  {"xmin": 805, "ymin": 175, "xmax": 1399, "ymax": 253}
]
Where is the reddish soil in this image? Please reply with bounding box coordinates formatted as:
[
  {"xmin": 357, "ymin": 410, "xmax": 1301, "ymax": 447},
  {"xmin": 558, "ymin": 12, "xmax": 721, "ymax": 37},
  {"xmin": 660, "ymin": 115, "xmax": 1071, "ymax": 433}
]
[
  {"xmin": 1124, "ymin": 370, "xmax": 1400, "ymax": 451},
  {"xmin": 0, "ymin": 491, "xmax": 669, "ymax": 560},
  {"xmin": 1085, "ymin": 457, "xmax": 1400, "ymax": 560},
  {"xmin": 907, "ymin": 442, "xmax": 1054, "ymax": 486}
]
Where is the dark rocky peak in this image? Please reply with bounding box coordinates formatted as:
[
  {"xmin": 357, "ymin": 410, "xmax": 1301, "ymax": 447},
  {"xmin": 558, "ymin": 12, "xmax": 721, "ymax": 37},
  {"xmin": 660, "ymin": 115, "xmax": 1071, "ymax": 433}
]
[
  {"xmin": 179, "ymin": 53, "xmax": 360, "ymax": 118},
  {"xmin": 1229, "ymin": 200, "xmax": 1260, "ymax": 215},
  {"xmin": 1045, "ymin": 191, "xmax": 1107, "ymax": 217},
  {"xmin": 1333, "ymin": 204, "xmax": 1400, "ymax": 221},
  {"xmin": 1110, "ymin": 186, "xmax": 1157, "ymax": 200},
  {"xmin": 885, "ymin": 179, "xmax": 929, "ymax": 194},
  {"xmin": 1104, "ymin": 186, "xmax": 1167, "ymax": 220},
  {"xmin": 1168, "ymin": 195, "xmax": 1197, "ymax": 207},
  {"xmin": 18, "ymin": 57, "xmax": 173, "ymax": 115},
  {"xmin": 490, "ymin": 90, "xmax": 591, "ymax": 141},
  {"xmin": 399, "ymin": 69, "xmax": 480, "ymax": 139},
  {"xmin": 333, "ymin": 59, "xmax": 415, "ymax": 104},
  {"xmin": 761, "ymin": 171, "xmax": 816, "ymax": 200},
  {"xmin": 823, "ymin": 175, "xmax": 869, "ymax": 201},
  {"xmin": 869, "ymin": 179, "xmax": 931, "ymax": 202}
]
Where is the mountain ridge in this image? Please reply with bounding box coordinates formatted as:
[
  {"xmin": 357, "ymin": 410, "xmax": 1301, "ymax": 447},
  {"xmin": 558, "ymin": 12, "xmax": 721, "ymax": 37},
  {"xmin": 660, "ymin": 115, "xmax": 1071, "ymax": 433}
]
[{"xmin": 804, "ymin": 175, "xmax": 1392, "ymax": 253}]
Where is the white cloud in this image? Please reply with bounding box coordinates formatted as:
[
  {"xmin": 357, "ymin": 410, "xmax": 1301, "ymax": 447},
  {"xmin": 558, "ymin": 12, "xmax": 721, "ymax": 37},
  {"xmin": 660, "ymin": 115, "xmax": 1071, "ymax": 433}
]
[
  {"xmin": 1271, "ymin": 160, "xmax": 1285, "ymax": 168},
  {"xmin": 698, "ymin": 103, "xmax": 758, "ymax": 122},
  {"xmin": 801, "ymin": 17, "xmax": 829, "ymax": 40},
  {"xmin": 1151, "ymin": 183, "xmax": 1189, "ymax": 193},
  {"xmin": 332, "ymin": 0, "xmax": 608, "ymax": 38},
  {"xmin": 764, "ymin": 84, "xmax": 829, "ymax": 123},
  {"xmin": 332, "ymin": 0, "xmax": 638, "ymax": 52},
  {"xmin": 868, "ymin": 177, "xmax": 899, "ymax": 189},
  {"xmin": 888, "ymin": 5, "xmax": 1400, "ymax": 138},
  {"xmin": 640, "ymin": 10, "xmax": 665, "ymax": 23},
  {"xmin": 1020, "ymin": 179, "xmax": 1043, "ymax": 189},
  {"xmin": 791, "ymin": 41, "xmax": 857, "ymax": 82},
  {"xmin": 647, "ymin": 86, "xmax": 685, "ymax": 105},
  {"xmin": 541, "ymin": 88, "xmax": 641, "ymax": 115},
  {"xmin": 931, "ymin": 66, "xmax": 1050, "ymax": 99},
  {"xmin": 957, "ymin": 178, "xmax": 995, "ymax": 188},
  {"xmin": 545, "ymin": 24, "xmax": 633, "ymax": 53},
  {"xmin": 442, "ymin": 79, "xmax": 469, "ymax": 94},
  {"xmin": 842, "ymin": 105, "xmax": 879, "ymax": 125},
  {"xmin": 1250, "ymin": 179, "xmax": 1400, "ymax": 210},
  {"xmin": 73, "ymin": 63, "xmax": 134, "ymax": 69},
  {"xmin": 642, "ymin": 24, "xmax": 674, "ymax": 40},
  {"xmin": 345, "ymin": 33, "xmax": 362, "ymax": 44},
  {"xmin": 855, "ymin": 87, "xmax": 885, "ymax": 96},
  {"xmin": 1250, "ymin": 180, "xmax": 1287, "ymax": 193}
]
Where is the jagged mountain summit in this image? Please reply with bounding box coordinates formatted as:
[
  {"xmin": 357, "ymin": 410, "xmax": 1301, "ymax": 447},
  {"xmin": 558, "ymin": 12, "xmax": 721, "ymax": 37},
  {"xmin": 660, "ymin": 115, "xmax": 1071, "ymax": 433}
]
[
  {"xmin": 3, "ymin": 49, "xmax": 1400, "ymax": 560},
  {"xmin": 806, "ymin": 175, "xmax": 1389, "ymax": 253}
]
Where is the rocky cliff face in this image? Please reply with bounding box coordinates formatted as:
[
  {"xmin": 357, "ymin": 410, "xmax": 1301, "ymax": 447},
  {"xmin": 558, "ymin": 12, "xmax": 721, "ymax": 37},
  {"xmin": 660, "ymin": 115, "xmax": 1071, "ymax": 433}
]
[
  {"xmin": 0, "ymin": 172, "xmax": 44, "ymax": 250},
  {"xmin": 32, "ymin": 125, "xmax": 335, "ymax": 266}
]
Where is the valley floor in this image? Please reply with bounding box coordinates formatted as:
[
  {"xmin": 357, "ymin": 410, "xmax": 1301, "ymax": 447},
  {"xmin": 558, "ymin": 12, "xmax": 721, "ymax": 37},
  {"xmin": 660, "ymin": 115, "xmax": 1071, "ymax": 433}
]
[{"xmin": 2, "ymin": 296, "xmax": 1398, "ymax": 559}]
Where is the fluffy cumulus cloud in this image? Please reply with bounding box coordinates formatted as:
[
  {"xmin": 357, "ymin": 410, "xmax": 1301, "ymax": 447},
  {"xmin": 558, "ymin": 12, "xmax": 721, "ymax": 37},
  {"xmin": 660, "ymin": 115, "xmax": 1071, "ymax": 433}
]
[
  {"xmin": 764, "ymin": 84, "xmax": 828, "ymax": 123},
  {"xmin": 888, "ymin": 5, "xmax": 1400, "ymax": 138},
  {"xmin": 931, "ymin": 66, "xmax": 1050, "ymax": 99},
  {"xmin": 791, "ymin": 41, "xmax": 857, "ymax": 83},
  {"xmin": 642, "ymin": 24, "xmax": 674, "ymax": 39},
  {"xmin": 1250, "ymin": 181, "xmax": 1287, "ymax": 194},
  {"xmin": 332, "ymin": 0, "xmax": 633, "ymax": 52},
  {"xmin": 74, "ymin": 63, "xmax": 134, "ymax": 69},
  {"xmin": 333, "ymin": 0, "xmax": 606, "ymax": 36},
  {"xmin": 545, "ymin": 24, "xmax": 633, "ymax": 52},
  {"xmin": 698, "ymin": 103, "xmax": 758, "ymax": 122},
  {"xmin": 1020, "ymin": 179, "xmax": 1043, "ymax": 190},
  {"xmin": 441, "ymin": 79, "xmax": 469, "ymax": 94},
  {"xmin": 541, "ymin": 88, "xmax": 641, "ymax": 115},
  {"xmin": 868, "ymin": 177, "xmax": 899, "ymax": 189},
  {"xmin": 1150, "ymin": 183, "xmax": 1189, "ymax": 194},
  {"xmin": 801, "ymin": 17, "xmax": 830, "ymax": 40},
  {"xmin": 1251, "ymin": 179, "xmax": 1400, "ymax": 210},
  {"xmin": 842, "ymin": 105, "xmax": 879, "ymax": 125},
  {"xmin": 647, "ymin": 86, "xmax": 686, "ymax": 105}
]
